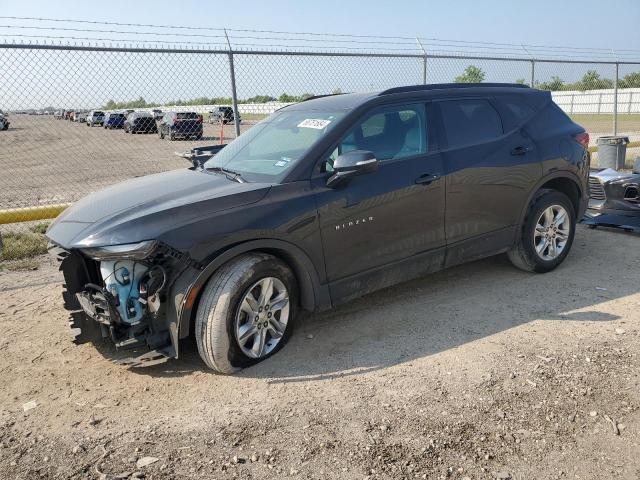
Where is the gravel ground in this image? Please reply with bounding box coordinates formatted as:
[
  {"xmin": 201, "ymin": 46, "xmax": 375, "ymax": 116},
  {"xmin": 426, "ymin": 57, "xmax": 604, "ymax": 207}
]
[{"xmin": 0, "ymin": 225, "xmax": 639, "ymax": 479}]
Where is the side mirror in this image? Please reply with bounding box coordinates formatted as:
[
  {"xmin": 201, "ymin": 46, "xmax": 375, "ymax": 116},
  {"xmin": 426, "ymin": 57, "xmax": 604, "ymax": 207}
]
[{"xmin": 326, "ymin": 150, "xmax": 378, "ymax": 188}]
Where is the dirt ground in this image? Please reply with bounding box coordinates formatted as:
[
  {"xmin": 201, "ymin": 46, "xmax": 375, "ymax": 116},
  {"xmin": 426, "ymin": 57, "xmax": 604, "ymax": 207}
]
[
  {"xmin": 0, "ymin": 115, "xmax": 254, "ymax": 209},
  {"xmin": 0, "ymin": 225, "xmax": 639, "ymax": 480}
]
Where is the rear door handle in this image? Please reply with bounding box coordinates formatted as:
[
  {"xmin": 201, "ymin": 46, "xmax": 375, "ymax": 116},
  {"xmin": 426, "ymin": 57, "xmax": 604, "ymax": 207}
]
[
  {"xmin": 415, "ymin": 173, "xmax": 441, "ymax": 185},
  {"xmin": 511, "ymin": 146, "xmax": 530, "ymax": 156}
]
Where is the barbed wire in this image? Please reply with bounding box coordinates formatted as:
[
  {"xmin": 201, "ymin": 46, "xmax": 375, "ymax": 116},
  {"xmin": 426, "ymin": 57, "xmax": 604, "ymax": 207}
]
[
  {"xmin": 0, "ymin": 17, "xmax": 639, "ymax": 63},
  {"xmin": 1, "ymin": 15, "xmax": 639, "ymax": 58}
]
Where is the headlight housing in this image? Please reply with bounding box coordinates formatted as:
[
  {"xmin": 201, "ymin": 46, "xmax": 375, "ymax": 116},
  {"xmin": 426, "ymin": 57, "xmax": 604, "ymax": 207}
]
[{"xmin": 80, "ymin": 240, "xmax": 157, "ymax": 261}]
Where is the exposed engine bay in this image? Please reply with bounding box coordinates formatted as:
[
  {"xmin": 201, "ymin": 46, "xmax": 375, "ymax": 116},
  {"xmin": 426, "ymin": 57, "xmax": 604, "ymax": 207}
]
[
  {"xmin": 583, "ymin": 167, "xmax": 640, "ymax": 232},
  {"xmin": 51, "ymin": 242, "xmax": 192, "ymax": 367}
]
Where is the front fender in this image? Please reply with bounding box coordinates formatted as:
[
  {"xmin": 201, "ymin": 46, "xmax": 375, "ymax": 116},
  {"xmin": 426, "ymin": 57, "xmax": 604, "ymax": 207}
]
[{"xmin": 168, "ymin": 238, "xmax": 330, "ymax": 350}]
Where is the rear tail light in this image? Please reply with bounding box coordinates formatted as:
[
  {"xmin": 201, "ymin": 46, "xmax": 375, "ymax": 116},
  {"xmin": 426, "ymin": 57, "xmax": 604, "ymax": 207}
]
[{"xmin": 574, "ymin": 132, "xmax": 589, "ymax": 149}]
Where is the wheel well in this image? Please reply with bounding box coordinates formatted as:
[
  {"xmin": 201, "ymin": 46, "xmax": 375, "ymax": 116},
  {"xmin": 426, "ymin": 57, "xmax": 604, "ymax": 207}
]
[
  {"xmin": 185, "ymin": 244, "xmax": 319, "ymax": 338},
  {"xmin": 253, "ymin": 247, "xmax": 315, "ymax": 312},
  {"xmin": 539, "ymin": 177, "xmax": 581, "ymax": 216}
]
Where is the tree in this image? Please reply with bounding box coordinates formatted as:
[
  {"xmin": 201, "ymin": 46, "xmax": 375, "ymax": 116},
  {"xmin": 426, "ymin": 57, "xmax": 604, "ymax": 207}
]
[
  {"xmin": 515, "ymin": 78, "xmax": 527, "ymax": 85},
  {"xmin": 244, "ymin": 95, "xmax": 276, "ymax": 103},
  {"xmin": 575, "ymin": 70, "xmax": 613, "ymax": 90},
  {"xmin": 536, "ymin": 76, "xmax": 565, "ymax": 91},
  {"xmin": 455, "ymin": 65, "xmax": 485, "ymax": 83},
  {"xmin": 620, "ymin": 71, "xmax": 640, "ymax": 88},
  {"xmin": 332, "ymin": 88, "xmax": 343, "ymax": 94},
  {"xmin": 278, "ymin": 93, "xmax": 298, "ymax": 103}
]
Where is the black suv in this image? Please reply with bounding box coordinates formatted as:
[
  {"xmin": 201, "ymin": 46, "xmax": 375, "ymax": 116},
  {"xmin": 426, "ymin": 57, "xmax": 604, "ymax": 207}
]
[
  {"xmin": 47, "ymin": 84, "xmax": 589, "ymax": 373},
  {"xmin": 158, "ymin": 111, "xmax": 203, "ymax": 140},
  {"xmin": 209, "ymin": 106, "xmax": 239, "ymax": 124},
  {"xmin": 124, "ymin": 111, "xmax": 158, "ymax": 134}
]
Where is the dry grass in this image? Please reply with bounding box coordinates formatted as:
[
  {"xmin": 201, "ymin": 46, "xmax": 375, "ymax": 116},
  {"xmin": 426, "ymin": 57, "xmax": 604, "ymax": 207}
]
[
  {"xmin": 0, "ymin": 226, "xmax": 48, "ymax": 261},
  {"xmin": 569, "ymin": 113, "xmax": 640, "ymax": 134}
]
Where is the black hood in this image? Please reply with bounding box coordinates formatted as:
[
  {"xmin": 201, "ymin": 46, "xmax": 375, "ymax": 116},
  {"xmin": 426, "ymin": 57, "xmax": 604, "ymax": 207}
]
[{"xmin": 47, "ymin": 168, "xmax": 271, "ymax": 249}]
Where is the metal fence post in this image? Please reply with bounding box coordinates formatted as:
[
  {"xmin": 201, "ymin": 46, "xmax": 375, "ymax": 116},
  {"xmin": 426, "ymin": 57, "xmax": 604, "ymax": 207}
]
[
  {"xmin": 224, "ymin": 30, "xmax": 241, "ymax": 138},
  {"xmin": 416, "ymin": 38, "xmax": 427, "ymax": 84},
  {"xmin": 530, "ymin": 60, "xmax": 535, "ymax": 88},
  {"xmin": 613, "ymin": 62, "xmax": 619, "ymax": 135}
]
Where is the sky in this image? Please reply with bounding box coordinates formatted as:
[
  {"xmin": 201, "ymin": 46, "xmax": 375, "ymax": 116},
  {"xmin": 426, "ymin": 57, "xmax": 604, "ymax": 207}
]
[
  {"xmin": 1, "ymin": 0, "xmax": 638, "ymax": 51},
  {"xmin": 0, "ymin": 0, "xmax": 639, "ymax": 109}
]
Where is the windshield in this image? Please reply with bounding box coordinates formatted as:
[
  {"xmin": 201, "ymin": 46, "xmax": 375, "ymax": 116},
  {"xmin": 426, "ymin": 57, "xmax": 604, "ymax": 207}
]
[{"xmin": 204, "ymin": 109, "xmax": 345, "ymax": 182}]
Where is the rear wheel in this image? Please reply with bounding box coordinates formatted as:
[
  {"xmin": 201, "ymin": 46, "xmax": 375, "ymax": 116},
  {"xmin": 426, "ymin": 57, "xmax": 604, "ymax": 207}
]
[
  {"xmin": 508, "ymin": 190, "xmax": 576, "ymax": 273},
  {"xmin": 195, "ymin": 253, "xmax": 296, "ymax": 374},
  {"xmin": 159, "ymin": 130, "xmax": 165, "ymax": 139}
]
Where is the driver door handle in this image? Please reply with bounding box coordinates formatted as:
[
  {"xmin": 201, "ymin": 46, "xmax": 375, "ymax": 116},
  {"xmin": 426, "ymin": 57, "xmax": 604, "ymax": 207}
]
[{"xmin": 415, "ymin": 173, "xmax": 441, "ymax": 185}]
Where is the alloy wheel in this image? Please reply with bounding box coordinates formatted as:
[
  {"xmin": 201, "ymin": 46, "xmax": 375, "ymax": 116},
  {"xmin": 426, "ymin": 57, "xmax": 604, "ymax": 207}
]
[
  {"xmin": 235, "ymin": 277, "xmax": 290, "ymax": 359},
  {"xmin": 533, "ymin": 205, "xmax": 571, "ymax": 261}
]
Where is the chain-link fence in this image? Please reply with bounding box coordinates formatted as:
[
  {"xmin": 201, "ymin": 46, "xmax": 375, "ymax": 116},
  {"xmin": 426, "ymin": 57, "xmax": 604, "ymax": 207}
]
[{"xmin": 0, "ymin": 39, "xmax": 639, "ymax": 259}]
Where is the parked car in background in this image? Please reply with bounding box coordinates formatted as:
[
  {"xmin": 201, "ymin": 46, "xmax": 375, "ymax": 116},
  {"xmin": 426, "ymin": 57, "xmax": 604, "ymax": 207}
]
[
  {"xmin": 152, "ymin": 109, "xmax": 163, "ymax": 121},
  {"xmin": 124, "ymin": 111, "xmax": 158, "ymax": 134},
  {"xmin": 74, "ymin": 111, "xmax": 88, "ymax": 123},
  {"xmin": 158, "ymin": 111, "xmax": 203, "ymax": 140},
  {"xmin": 0, "ymin": 114, "xmax": 9, "ymax": 131},
  {"xmin": 86, "ymin": 110, "xmax": 105, "ymax": 126},
  {"xmin": 46, "ymin": 83, "xmax": 589, "ymax": 373},
  {"xmin": 54, "ymin": 110, "xmax": 64, "ymax": 120},
  {"xmin": 208, "ymin": 106, "xmax": 239, "ymax": 125},
  {"xmin": 103, "ymin": 112, "xmax": 126, "ymax": 129},
  {"xmin": 64, "ymin": 110, "xmax": 74, "ymax": 120}
]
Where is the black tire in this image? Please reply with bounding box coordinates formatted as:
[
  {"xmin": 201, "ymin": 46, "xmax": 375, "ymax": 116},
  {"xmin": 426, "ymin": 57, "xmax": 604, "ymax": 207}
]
[
  {"xmin": 159, "ymin": 130, "xmax": 165, "ymax": 139},
  {"xmin": 195, "ymin": 253, "xmax": 297, "ymax": 374},
  {"xmin": 507, "ymin": 189, "xmax": 576, "ymax": 273},
  {"xmin": 169, "ymin": 132, "xmax": 175, "ymax": 141}
]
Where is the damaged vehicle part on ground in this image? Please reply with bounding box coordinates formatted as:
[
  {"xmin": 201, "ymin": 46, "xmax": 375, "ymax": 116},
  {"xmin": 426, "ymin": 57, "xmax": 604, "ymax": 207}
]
[
  {"xmin": 47, "ymin": 83, "xmax": 590, "ymax": 374},
  {"xmin": 583, "ymin": 168, "xmax": 640, "ymax": 232}
]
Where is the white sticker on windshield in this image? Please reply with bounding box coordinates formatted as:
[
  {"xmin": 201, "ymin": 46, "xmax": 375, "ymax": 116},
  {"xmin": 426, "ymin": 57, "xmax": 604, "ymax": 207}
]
[{"xmin": 298, "ymin": 118, "xmax": 331, "ymax": 130}]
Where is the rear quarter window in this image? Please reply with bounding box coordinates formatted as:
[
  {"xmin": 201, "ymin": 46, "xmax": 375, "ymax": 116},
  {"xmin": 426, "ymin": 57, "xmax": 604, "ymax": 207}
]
[{"xmin": 439, "ymin": 99, "xmax": 503, "ymax": 149}]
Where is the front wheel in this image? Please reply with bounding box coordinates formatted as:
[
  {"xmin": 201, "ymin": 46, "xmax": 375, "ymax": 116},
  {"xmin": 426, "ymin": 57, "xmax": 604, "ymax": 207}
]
[
  {"xmin": 195, "ymin": 253, "xmax": 297, "ymax": 374},
  {"xmin": 508, "ymin": 190, "xmax": 576, "ymax": 273}
]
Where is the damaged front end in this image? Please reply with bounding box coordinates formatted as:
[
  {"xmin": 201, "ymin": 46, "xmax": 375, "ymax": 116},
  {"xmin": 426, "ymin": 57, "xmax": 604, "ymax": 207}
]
[
  {"xmin": 583, "ymin": 168, "xmax": 640, "ymax": 232},
  {"xmin": 51, "ymin": 241, "xmax": 192, "ymax": 367}
]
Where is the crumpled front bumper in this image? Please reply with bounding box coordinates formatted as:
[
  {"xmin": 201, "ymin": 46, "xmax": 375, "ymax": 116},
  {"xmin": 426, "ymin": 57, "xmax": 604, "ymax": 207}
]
[{"xmin": 51, "ymin": 245, "xmax": 177, "ymax": 367}]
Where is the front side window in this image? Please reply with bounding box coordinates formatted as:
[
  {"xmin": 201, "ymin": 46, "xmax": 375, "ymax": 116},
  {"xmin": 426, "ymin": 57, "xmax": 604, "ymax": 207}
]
[
  {"xmin": 323, "ymin": 103, "xmax": 427, "ymax": 172},
  {"xmin": 439, "ymin": 99, "xmax": 503, "ymax": 149},
  {"xmin": 339, "ymin": 104, "xmax": 427, "ymax": 162}
]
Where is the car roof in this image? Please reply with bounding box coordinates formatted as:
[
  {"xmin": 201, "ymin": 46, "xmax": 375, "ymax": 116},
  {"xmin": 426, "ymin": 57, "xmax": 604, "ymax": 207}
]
[{"xmin": 283, "ymin": 83, "xmax": 537, "ymax": 112}]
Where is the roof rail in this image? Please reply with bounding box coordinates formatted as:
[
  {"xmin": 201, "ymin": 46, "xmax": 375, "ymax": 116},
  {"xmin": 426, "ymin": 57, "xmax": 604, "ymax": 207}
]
[
  {"xmin": 379, "ymin": 83, "xmax": 529, "ymax": 96},
  {"xmin": 300, "ymin": 93, "xmax": 344, "ymax": 103}
]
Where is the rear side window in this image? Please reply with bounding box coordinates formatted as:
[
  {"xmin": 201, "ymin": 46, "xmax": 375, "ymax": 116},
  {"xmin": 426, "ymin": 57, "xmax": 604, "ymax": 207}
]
[
  {"xmin": 177, "ymin": 112, "xmax": 198, "ymax": 120},
  {"xmin": 503, "ymin": 100, "xmax": 534, "ymax": 122},
  {"xmin": 439, "ymin": 99, "xmax": 503, "ymax": 149}
]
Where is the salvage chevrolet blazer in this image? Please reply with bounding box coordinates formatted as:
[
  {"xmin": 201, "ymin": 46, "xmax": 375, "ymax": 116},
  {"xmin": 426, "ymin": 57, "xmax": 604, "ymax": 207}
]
[{"xmin": 47, "ymin": 83, "xmax": 590, "ymax": 373}]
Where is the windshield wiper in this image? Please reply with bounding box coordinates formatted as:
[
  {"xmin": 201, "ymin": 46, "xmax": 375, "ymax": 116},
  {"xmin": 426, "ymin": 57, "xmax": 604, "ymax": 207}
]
[{"xmin": 206, "ymin": 166, "xmax": 245, "ymax": 183}]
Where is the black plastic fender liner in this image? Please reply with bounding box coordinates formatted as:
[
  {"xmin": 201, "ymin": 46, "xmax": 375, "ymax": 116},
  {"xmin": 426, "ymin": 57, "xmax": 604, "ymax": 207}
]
[
  {"xmin": 170, "ymin": 239, "xmax": 331, "ymax": 349},
  {"xmin": 51, "ymin": 246, "xmax": 106, "ymax": 344}
]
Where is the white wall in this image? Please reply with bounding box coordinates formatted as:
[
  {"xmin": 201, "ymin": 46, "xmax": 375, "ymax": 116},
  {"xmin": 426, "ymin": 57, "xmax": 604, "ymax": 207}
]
[{"xmin": 552, "ymin": 87, "xmax": 640, "ymax": 114}]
